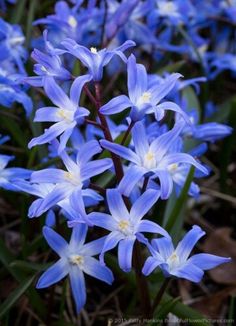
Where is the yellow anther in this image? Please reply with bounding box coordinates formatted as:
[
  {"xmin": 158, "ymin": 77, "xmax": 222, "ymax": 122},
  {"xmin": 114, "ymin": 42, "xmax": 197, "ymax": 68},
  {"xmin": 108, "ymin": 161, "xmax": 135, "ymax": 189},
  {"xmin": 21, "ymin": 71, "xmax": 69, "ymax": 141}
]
[
  {"xmin": 168, "ymin": 163, "xmax": 178, "ymax": 172},
  {"xmin": 140, "ymin": 92, "xmax": 151, "ymax": 103},
  {"xmin": 118, "ymin": 220, "xmax": 130, "ymax": 232},
  {"xmin": 69, "ymin": 255, "xmax": 84, "ymax": 266},
  {"xmin": 57, "ymin": 109, "xmax": 74, "ymax": 123}
]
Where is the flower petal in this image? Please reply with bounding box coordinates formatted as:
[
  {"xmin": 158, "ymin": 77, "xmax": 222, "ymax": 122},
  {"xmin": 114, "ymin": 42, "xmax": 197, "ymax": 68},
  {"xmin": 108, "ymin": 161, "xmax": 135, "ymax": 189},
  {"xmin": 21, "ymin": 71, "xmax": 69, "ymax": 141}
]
[
  {"xmin": 100, "ymin": 95, "xmax": 132, "ymax": 115},
  {"xmin": 83, "ymin": 256, "xmax": 114, "ymax": 284},
  {"xmin": 36, "ymin": 259, "xmax": 69, "ymax": 288},
  {"xmin": 106, "ymin": 189, "xmax": 130, "ymax": 221},
  {"xmin": 118, "ymin": 237, "xmax": 135, "ymax": 272},
  {"xmin": 142, "ymin": 256, "xmax": 163, "ymax": 276},
  {"xmin": 43, "ymin": 226, "xmax": 69, "ymax": 257},
  {"xmin": 100, "ymin": 140, "xmax": 140, "ymax": 164},
  {"xmin": 188, "ymin": 253, "xmax": 231, "ymax": 270},
  {"xmin": 175, "ymin": 225, "xmax": 206, "ymax": 262},
  {"xmin": 137, "ymin": 220, "xmax": 170, "ymax": 239},
  {"xmin": 69, "ymin": 266, "xmax": 86, "ymax": 313},
  {"xmin": 130, "ymin": 189, "xmax": 160, "ymax": 222},
  {"xmin": 118, "ymin": 165, "xmax": 145, "ymax": 196},
  {"xmin": 172, "ymin": 262, "xmax": 204, "ymax": 283}
]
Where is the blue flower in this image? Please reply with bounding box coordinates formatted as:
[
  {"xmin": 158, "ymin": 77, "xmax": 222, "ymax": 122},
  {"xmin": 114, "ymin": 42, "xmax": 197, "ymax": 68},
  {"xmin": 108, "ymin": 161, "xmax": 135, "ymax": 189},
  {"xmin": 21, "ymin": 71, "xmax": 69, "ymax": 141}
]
[
  {"xmin": 28, "ymin": 75, "xmax": 91, "ymax": 153},
  {"xmin": 0, "ymin": 70, "xmax": 32, "ymax": 116},
  {"xmin": 25, "ymin": 30, "xmax": 71, "ymax": 87},
  {"xmin": 90, "ymin": 188, "xmax": 170, "ymax": 272},
  {"xmin": 37, "ymin": 225, "xmax": 114, "ymax": 313},
  {"xmin": 0, "ymin": 18, "xmax": 27, "ymax": 73},
  {"xmin": 142, "ymin": 225, "xmax": 231, "ymax": 283},
  {"xmin": 61, "ymin": 38, "xmax": 135, "ymax": 81},
  {"xmin": 100, "ymin": 54, "xmax": 189, "ymax": 122},
  {"xmin": 28, "ymin": 141, "xmax": 112, "ymax": 217},
  {"xmin": 0, "ymin": 154, "xmax": 31, "ymax": 191},
  {"xmin": 101, "ymin": 121, "xmax": 208, "ymax": 199}
]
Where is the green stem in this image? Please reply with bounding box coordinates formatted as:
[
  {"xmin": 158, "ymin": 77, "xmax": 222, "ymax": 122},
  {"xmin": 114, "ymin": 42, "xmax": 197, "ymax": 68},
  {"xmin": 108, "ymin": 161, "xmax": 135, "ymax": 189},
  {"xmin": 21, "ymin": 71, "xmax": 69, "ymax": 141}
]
[{"xmin": 151, "ymin": 278, "xmax": 171, "ymax": 315}]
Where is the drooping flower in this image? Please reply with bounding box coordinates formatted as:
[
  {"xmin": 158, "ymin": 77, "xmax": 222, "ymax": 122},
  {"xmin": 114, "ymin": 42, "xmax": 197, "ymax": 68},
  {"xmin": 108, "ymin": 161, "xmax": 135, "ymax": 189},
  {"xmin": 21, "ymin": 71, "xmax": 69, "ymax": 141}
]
[
  {"xmin": 101, "ymin": 121, "xmax": 208, "ymax": 199},
  {"xmin": 90, "ymin": 188, "xmax": 170, "ymax": 272},
  {"xmin": 142, "ymin": 225, "xmax": 231, "ymax": 283},
  {"xmin": 37, "ymin": 225, "xmax": 114, "ymax": 312},
  {"xmin": 28, "ymin": 75, "xmax": 91, "ymax": 153},
  {"xmin": 100, "ymin": 54, "xmax": 189, "ymax": 122},
  {"xmin": 61, "ymin": 38, "xmax": 135, "ymax": 81}
]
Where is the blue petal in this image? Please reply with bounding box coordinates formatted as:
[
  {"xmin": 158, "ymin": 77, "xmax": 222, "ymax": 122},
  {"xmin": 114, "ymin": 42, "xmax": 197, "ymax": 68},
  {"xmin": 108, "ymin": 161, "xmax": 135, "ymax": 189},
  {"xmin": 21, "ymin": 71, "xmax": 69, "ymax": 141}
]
[
  {"xmin": 83, "ymin": 256, "xmax": 114, "ymax": 284},
  {"xmin": 100, "ymin": 140, "xmax": 140, "ymax": 164},
  {"xmin": 99, "ymin": 231, "xmax": 124, "ymax": 265},
  {"xmin": 149, "ymin": 122, "xmax": 184, "ymax": 160},
  {"xmin": 36, "ymin": 259, "xmax": 69, "ymax": 288},
  {"xmin": 43, "ymin": 226, "xmax": 69, "ymax": 257},
  {"xmin": 70, "ymin": 74, "xmax": 92, "ymax": 106},
  {"xmin": 106, "ymin": 189, "xmax": 130, "ymax": 221},
  {"xmin": 175, "ymin": 225, "xmax": 206, "ymax": 262},
  {"xmin": 44, "ymin": 77, "xmax": 72, "ymax": 109},
  {"xmin": 137, "ymin": 220, "xmax": 170, "ymax": 239},
  {"xmin": 151, "ymin": 237, "xmax": 174, "ymax": 260},
  {"xmin": 132, "ymin": 121, "xmax": 149, "ymax": 157},
  {"xmin": 162, "ymin": 153, "xmax": 209, "ymax": 175},
  {"xmin": 154, "ymin": 170, "xmax": 173, "ymax": 200},
  {"xmin": 34, "ymin": 107, "xmax": 61, "ymax": 122},
  {"xmin": 89, "ymin": 212, "xmax": 117, "ymax": 231},
  {"xmin": 81, "ymin": 236, "xmax": 107, "ymax": 256},
  {"xmin": 118, "ymin": 237, "xmax": 135, "ymax": 272},
  {"xmin": 127, "ymin": 54, "xmax": 147, "ymax": 103},
  {"xmin": 31, "ymin": 169, "xmax": 65, "ymax": 184},
  {"xmin": 28, "ymin": 121, "xmax": 68, "ymax": 148},
  {"xmin": 188, "ymin": 253, "xmax": 231, "ymax": 270},
  {"xmin": 100, "ymin": 95, "xmax": 132, "ymax": 115},
  {"xmin": 142, "ymin": 256, "xmax": 163, "ymax": 276},
  {"xmin": 69, "ymin": 266, "xmax": 86, "ymax": 313},
  {"xmin": 130, "ymin": 189, "xmax": 160, "ymax": 222},
  {"xmin": 156, "ymin": 101, "xmax": 191, "ymax": 124},
  {"xmin": 149, "ymin": 73, "xmax": 182, "ymax": 104},
  {"xmin": 76, "ymin": 140, "xmax": 101, "ymax": 165},
  {"xmin": 81, "ymin": 158, "xmax": 112, "ymax": 180},
  {"xmin": 172, "ymin": 262, "xmax": 204, "ymax": 283},
  {"xmin": 118, "ymin": 165, "xmax": 145, "ymax": 196},
  {"xmin": 69, "ymin": 224, "xmax": 88, "ymax": 250}
]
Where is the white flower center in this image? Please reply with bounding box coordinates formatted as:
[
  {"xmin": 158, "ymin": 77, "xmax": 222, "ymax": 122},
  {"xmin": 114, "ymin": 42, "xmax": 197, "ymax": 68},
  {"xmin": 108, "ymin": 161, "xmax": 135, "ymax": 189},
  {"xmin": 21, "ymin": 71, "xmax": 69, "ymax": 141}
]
[
  {"xmin": 158, "ymin": 1, "xmax": 178, "ymax": 16},
  {"xmin": 168, "ymin": 163, "xmax": 178, "ymax": 173},
  {"xmin": 57, "ymin": 109, "xmax": 74, "ymax": 123},
  {"xmin": 167, "ymin": 251, "xmax": 180, "ymax": 270},
  {"xmin": 90, "ymin": 47, "xmax": 98, "ymax": 54},
  {"xmin": 69, "ymin": 255, "xmax": 84, "ymax": 266},
  {"xmin": 68, "ymin": 16, "xmax": 77, "ymax": 28},
  {"xmin": 64, "ymin": 171, "xmax": 82, "ymax": 186},
  {"xmin": 118, "ymin": 220, "xmax": 133, "ymax": 236},
  {"xmin": 143, "ymin": 151, "xmax": 157, "ymax": 169},
  {"xmin": 139, "ymin": 92, "xmax": 151, "ymax": 104},
  {"xmin": 9, "ymin": 36, "xmax": 25, "ymax": 46}
]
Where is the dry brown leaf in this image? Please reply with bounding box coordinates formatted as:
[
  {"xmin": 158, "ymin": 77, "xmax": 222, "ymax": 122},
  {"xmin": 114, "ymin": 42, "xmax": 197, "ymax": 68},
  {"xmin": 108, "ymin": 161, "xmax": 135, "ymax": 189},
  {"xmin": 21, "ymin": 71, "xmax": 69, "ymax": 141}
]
[
  {"xmin": 191, "ymin": 286, "xmax": 236, "ymax": 318},
  {"xmin": 202, "ymin": 227, "xmax": 236, "ymax": 285}
]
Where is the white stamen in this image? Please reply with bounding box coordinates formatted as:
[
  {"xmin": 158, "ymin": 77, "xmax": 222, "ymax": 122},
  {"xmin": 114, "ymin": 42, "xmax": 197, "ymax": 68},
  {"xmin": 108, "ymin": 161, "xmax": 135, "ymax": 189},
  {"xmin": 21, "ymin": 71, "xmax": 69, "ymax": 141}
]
[
  {"xmin": 143, "ymin": 151, "xmax": 157, "ymax": 169},
  {"xmin": 90, "ymin": 47, "xmax": 98, "ymax": 54},
  {"xmin": 69, "ymin": 255, "xmax": 84, "ymax": 266}
]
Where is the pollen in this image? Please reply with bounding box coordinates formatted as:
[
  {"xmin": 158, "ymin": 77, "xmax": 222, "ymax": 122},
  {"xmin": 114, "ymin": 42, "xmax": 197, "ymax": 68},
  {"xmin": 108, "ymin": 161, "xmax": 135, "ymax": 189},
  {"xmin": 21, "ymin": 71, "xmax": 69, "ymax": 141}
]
[
  {"xmin": 90, "ymin": 47, "xmax": 98, "ymax": 54},
  {"xmin": 68, "ymin": 16, "xmax": 77, "ymax": 28},
  {"xmin": 168, "ymin": 163, "xmax": 178, "ymax": 172},
  {"xmin": 57, "ymin": 109, "xmax": 74, "ymax": 123},
  {"xmin": 140, "ymin": 92, "xmax": 151, "ymax": 103},
  {"xmin": 118, "ymin": 220, "xmax": 130, "ymax": 232},
  {"xmin": 143, "ymin": 151, "xmax": 157, "ymax": 169},
  {"xmin": 69, "ymin": 255, "xmax": 84, "ymax": 266},
  {"xmin": 64, "ymin": 172, "xmax": 82, "ymax": 186}
]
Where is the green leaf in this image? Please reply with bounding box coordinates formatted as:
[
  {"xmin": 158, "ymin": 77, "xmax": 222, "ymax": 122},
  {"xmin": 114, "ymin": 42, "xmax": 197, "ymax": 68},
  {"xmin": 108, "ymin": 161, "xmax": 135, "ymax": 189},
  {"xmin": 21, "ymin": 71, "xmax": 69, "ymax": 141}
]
[
  {"xmin": 163, "ymin": 166, "xmax": 195, "ymax": 234},
  {"xmin": 0, "ymin": 275, "xmax": 35, "ymax": 319},
  {"xmin": 162, "ymin": 294, "xmax": 211, "ymax": 326}
]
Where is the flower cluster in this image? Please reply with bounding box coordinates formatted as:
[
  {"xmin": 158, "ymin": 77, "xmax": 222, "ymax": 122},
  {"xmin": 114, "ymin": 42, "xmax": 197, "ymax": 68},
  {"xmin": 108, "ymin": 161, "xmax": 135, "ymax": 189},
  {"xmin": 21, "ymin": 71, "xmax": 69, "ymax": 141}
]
[{"xmin": 0, "ymin": 0, "xmax": 233, "ymax": 317}]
